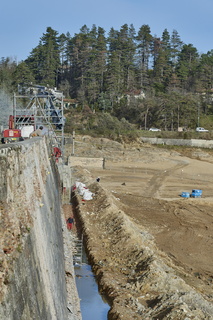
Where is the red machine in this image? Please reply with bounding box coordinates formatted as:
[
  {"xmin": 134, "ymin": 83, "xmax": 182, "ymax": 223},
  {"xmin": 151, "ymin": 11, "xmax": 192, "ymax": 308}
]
[
  {"xmin": 2, "ymin": 115, "xmax": 22, "ymax": 143},
  {"xmin": 2, "ymin": 129, "xmax": 22, "ymax": 141},
  {"xmin": 1, "ymin": 115, "xmax": 34, "ymax": 143}
]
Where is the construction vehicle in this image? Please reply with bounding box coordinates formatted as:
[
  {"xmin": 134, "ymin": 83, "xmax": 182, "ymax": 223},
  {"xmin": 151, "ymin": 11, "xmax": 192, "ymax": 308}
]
[
  {"xmin": 1, "ymin": 128, "xmax": 22, "ymax": 144},
  {"xmin": 1, "ymin": 114, "xmax": 36, "ymax": 143}
]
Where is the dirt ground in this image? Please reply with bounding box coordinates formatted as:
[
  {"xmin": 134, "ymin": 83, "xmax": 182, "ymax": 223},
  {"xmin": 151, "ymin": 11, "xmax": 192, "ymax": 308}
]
[{"xmin": 66, "ymin": 136, "xmax": 213, "ymax": 319}]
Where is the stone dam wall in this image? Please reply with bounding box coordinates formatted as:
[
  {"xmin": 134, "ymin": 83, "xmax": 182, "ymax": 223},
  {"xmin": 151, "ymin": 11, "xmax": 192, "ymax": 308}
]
[{"xmin": 0, "ymin": 138, "xmax": 76, "ymax": 320}]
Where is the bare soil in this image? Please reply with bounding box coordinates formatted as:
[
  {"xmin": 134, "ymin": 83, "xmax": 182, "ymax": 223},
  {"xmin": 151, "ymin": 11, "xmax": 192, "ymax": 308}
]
[{"xmin": 66, "ymin": 136, "xmax": 213, "ymax": 319}]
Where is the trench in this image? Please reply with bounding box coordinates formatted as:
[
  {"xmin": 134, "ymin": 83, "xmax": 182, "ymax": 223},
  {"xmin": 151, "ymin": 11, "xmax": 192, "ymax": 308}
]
[
  {"xmin": 70, "ymin": 192, "xmax": 110, "ymax": 320},
  {"xmin": 74, "ymin": 248, "xmax": 110, "ymax": 320}
]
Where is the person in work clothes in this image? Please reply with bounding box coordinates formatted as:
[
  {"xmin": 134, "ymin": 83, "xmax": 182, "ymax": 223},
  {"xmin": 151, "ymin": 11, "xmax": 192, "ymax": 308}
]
[
  {"xmin": 66, "ymin": 217, "xmax": 74, "ymax": 230},
  {"xmin": 30, "ymin": 126, "xmax": 43, "ymax": 137}
]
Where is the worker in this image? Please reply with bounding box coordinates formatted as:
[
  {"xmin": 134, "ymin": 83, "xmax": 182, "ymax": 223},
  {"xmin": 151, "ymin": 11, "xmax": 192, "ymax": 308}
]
[
  {"xmin": 30, "ymin": 126, "xmax": 44, "ymax": 137},
  {"xmin": 53, "ymin": 146, "xmax": 62, "ymax": 163},
  {"xmin": 66, "ymin": 217, "xmax": 74, "ymax": 230}
]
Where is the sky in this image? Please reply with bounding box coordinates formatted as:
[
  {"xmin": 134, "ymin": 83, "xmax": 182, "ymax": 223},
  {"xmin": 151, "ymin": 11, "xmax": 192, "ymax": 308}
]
[{"xmin": 0, "ymin": 0, "xmax": 213, "ymax": 62}]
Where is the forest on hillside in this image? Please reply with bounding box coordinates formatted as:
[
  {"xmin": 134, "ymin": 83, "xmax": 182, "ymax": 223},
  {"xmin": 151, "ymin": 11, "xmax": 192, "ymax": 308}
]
[{"xmin": 1, "ymin": 25, "xmax": 213, "ymax": 132}]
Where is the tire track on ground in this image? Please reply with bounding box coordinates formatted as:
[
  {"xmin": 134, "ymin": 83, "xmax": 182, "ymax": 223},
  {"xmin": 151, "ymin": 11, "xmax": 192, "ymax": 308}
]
[{"xmin": 142, "ymin": 159, "xmax": 189, "ymax": 198}]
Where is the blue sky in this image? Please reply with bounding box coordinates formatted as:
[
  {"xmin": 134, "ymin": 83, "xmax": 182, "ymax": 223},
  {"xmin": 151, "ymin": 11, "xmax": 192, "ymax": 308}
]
[{"xmin": 0, "ymin": 0, "xmax": 212, "ymax": 62}]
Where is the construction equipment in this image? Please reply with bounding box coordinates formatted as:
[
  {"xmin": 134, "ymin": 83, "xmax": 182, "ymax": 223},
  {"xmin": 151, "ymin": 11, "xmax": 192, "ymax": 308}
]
[
  {"xmin": 1, "ymin": 85, "xmax": 65, "ymax": 156},
  {"xmin": 1, "ymin": 127, "xmax": 22, "ymax": 143},
  {"xmin": 2, "ymin": 113, "xmax": 38, "ymax": 143}
]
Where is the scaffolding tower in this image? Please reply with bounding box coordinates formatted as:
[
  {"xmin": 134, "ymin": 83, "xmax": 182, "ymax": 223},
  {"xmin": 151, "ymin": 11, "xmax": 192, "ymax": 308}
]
[{"xmin": 13, "ymin": 84, "xmax": 65, "ymax": 151}]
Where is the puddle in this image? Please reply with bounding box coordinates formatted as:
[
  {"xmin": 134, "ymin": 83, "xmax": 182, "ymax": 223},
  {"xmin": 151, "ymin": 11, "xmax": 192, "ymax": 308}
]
[{"xmin": 74, "ymin": 254, "xmax": 110, "ymax": 320}]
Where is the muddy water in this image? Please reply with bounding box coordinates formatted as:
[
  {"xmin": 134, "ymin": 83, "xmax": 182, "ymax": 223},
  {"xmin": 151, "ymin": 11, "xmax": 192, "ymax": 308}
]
[{"xmin": 74, "ymin": 255, "xmax": 110, "ymax": 320}]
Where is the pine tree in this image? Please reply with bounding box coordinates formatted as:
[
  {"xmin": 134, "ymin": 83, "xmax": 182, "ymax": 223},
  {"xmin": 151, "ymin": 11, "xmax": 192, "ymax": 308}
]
[
  {"xmin": 86, "ymin": 26, "xmax": 107, "ymax": 107},
  {"xmin": 58, "ymin": 33, "xmax": 69, "ymax": 68},
  {"xmin": 12, "ymin": 61, "xmax": 34, "ymax": 88},
  {"xmin": 26, "ymin": 27, "xmax": 60, "ymax": 87},
  {"xmin": 0, "ymin": 57, "xmax": 17, "ymax": 88},
  {"xmin": 66, "ymin": 25, "xmax": 91, "ymax": 104},
  {"xmin": 170, "ymin": 29, "xmax": 183, "ymax": 66},
  {"xmin": 118, "ymin": 24, "xmax": 137, "ymax": 92},
  {"xmin": 96, "ymin": 27, "xmax": 107, "ymax": 91},
  {"xmin": 198, "ymin": 50, "xmax": 213, "ymax": 91},
  {"xmin": 152, "ymin": 29, "xmax": 174, "ymax": 91},
  {"xmin": 136, "ymin": 24, "xmax": 152, "ymax": 88},
  {"xmin": 176, "ymin": 44, "xmax": 199, "ymax": 91},
  {"xmin": 106, "ymin": 27, "xmax": 123, "ymax": 103},
  {"xmin": 25, "ymin": 43, "xmax": 44, "ymax": 84},
  {"xmin": 40, "ymin": 27, "xmax": 60, "ymax": 87}
]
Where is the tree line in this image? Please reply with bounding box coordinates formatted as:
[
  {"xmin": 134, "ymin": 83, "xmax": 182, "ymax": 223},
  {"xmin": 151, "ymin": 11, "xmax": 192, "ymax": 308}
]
[{"xmin": 1, "ymin": 25, "xmax": 213, "ymax": 131}]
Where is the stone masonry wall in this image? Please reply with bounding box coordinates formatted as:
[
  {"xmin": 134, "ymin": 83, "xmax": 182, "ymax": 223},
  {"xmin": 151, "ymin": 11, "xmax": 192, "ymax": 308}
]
[{"xmin": 0, "ymin": 138, "xmax": 68, "ymax": 320}]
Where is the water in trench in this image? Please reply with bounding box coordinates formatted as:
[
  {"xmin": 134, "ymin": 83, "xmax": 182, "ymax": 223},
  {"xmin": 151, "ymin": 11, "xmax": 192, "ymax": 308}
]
[{"xmin": 74, "ymin": 249, "xmax": 110, "ymax": 320}]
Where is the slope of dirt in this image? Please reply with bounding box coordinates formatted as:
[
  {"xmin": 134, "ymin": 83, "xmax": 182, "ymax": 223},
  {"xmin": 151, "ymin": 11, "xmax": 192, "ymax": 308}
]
[{"xmin": 67, "ymin": 136, "xmax": 213, "ymax": 319}]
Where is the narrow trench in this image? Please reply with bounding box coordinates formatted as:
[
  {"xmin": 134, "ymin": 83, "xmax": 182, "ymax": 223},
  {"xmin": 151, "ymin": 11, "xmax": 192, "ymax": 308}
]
[
  {"xmin": 71, "ymin": 192, "xmax": 110, "ymax": 320},
  {"xmin": 74, "ymin": 248, "xmax": 110, "ymax": 320}
]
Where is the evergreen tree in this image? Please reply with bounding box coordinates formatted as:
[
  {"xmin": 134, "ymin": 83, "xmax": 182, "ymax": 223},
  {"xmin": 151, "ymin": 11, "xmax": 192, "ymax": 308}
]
[
  {"xmin": 0, "ymin": 57, "xmax": 17, "ymax": 88},
  {"xmin": 136, "ymin": 24, "xmax": 152, "ymax": 88},
  {"xmin": 25, "ymin": 42, "xmax": 44, "ymax": 84},
  {"xmin": 40, "ymin": 27, "xmax": 60, "ymax": 87},
  {"xmin": 66, "ymin": 25, "xmax": 91, "ymax": 103},
  {"xmin": 12, "ymin": 61, "xmax": 34, "ymax": 88},
  {"xmin": 96, "ymin": 27, "xmax": 107, "ymax": 91},
  {"xmin": 118, "ymin": 24, "xmax": 137, "ymax": 91},
  {"xmin": 170, "ymin": 29, "xmax": 183, "ymax": 66},
  {"xmin": 106, "ymin": 27, "xmax": 123, "ymax": 103},
  {"xmin": 86, "ymin": 26, "xmax": 107, "ymax": 107},
  {"xmin": 152, "ymin": 29, "xmax": 173, "ymax": 91},
  {"xmin": 26, "ymin": 27, "xmax": 60, "ymax": 87},
  {"xmin": 75, "ymin": 25, "xmax": 98, "ymax": 106},
  {"xmin": 105, "ymin": 50, "xmax": 122, "ymax": 108},
  {"xmin": 176, "ymin": 44, "xmax": 199, "ymax": 91},
  {"xmin": 106, "ymin": 24, "xmax": 136, "ymax": 101},
  {"xmin": 58, "ymin": 33, "xmax": 69, "ymax": 69},
  {"xmin": 199, "ymin": 50, "xmax": 213, "ymax": 91}
]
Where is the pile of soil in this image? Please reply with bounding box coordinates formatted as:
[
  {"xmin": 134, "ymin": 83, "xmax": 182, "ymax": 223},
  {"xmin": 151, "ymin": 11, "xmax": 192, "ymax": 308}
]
[{"xmin": 66, "ymin": 136, "xmax": 213, "ymax": 319}]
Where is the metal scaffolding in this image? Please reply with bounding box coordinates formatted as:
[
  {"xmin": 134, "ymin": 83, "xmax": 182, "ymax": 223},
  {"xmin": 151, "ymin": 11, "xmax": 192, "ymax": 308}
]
[{"xmin": 13, "ymin": 85, "xmax": 65, "ymax": 151}]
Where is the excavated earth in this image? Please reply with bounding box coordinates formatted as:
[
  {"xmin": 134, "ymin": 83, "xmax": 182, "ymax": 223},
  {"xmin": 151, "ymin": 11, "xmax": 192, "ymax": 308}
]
[{"xmin": 66, "ymin": 136, "xmax": 213, "ymax": 320}]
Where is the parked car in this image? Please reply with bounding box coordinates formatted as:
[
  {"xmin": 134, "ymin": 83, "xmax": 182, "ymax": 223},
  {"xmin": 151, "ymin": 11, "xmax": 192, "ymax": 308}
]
[
  {"xmin": 149, "ymin": 128, "xmax": 161, "ymax": 132},
  {"xmin": 196, "ymin": 127, "xmax": 209, "ymax": 132}
]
